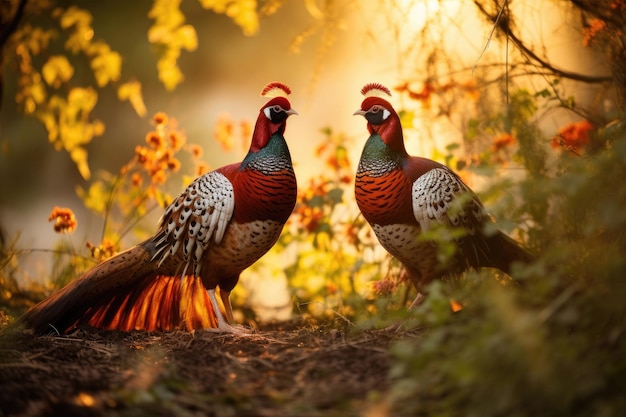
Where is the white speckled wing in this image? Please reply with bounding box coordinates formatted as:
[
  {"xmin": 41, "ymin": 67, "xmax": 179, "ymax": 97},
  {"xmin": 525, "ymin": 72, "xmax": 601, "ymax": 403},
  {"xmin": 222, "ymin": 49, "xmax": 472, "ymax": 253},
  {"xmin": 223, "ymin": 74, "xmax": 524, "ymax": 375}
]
[
  {"xmin": 152, "ymin": 171, "xmax": 235, "ymax": 277},
  {"xmin": 412, "ymin": 167, "xmax": 483, "ymax": 234}
]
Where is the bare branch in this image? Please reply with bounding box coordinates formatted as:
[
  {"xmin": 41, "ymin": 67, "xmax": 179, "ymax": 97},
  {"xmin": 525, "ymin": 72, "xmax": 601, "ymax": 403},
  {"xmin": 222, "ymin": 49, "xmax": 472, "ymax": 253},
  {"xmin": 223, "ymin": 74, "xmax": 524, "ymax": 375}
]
[
  {"xmin": 473, "ymin": 0, "xmax": 613, "ymax": 84},
  {"xmin": 0, "ymin": 0, "xmax": 28, "ymax": 48}
]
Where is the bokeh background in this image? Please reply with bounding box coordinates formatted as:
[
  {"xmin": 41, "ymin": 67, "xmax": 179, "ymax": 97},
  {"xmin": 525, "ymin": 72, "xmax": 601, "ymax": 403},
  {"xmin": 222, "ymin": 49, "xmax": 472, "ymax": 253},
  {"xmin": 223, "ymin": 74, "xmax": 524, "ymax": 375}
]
[{"xmin": 0, "ymin": 0, "xmax": 618, "ymax": 319}]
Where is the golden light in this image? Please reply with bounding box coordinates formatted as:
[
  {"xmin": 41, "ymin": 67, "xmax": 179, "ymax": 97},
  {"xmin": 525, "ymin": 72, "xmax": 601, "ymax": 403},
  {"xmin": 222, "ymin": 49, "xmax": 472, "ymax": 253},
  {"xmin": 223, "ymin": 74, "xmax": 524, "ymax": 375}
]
[{"xmin": 396, "ymin": 0, "xmax": 462, "ymax": 32}]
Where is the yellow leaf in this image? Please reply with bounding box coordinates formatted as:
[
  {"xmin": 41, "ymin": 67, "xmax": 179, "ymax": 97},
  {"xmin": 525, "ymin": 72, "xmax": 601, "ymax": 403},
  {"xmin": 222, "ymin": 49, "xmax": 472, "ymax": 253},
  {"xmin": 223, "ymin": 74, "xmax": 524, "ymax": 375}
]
[
  {"xmin": 92, "ymin": 120, "xmax": 106, "ymax": 136},
  {"xmin": 148, "ymin": 0, "xmax": 185, "ymax": 29},
  {"xmin": 68, "ymin": 87, "xmax": 98, "ymax": 113},
  {"xmin": 36, "ymin": 110, "xmax": 59, "ymax": 143},
  {"xmin": 176, "ymin": 25, "xmax": 198, "ymax": 51},
  {"xmin": 42, "ymin": 56, "xmax": 74, "ymax": 88},
  {"xmin": 59, "ymin": 6, "xmax": 93, "ymax": 29},
  {"xmin": 399, "ymin": 110, "xmax": 415, "ymax": 129},
  {"xmin": 91, "ymin": 49, "xmax": 122, "ymax": 87},
  {"xmin": 117, "ymin": 81, "xmax": 147, "ymax": 117},
  {"xmin": 70, "ymin": 147, "xmax": 91, "ymax": 180},
  {"xmin": 304, "ymin": 0, "xmax": 324, "ymax": 19},
  {"xmin": 157, "ymin": 59, "xmax": 184, "ymax": 91},
  {"xmin": 198, "ymin": 0, "xmax": 259, "ymax": 36},
  {"xmin": 59, "ymin": 7, "xmax": 95, "ymax": 53},
  {"xmin": 76, "ymin": 181, "xmax": 107, "ymax": 214}
]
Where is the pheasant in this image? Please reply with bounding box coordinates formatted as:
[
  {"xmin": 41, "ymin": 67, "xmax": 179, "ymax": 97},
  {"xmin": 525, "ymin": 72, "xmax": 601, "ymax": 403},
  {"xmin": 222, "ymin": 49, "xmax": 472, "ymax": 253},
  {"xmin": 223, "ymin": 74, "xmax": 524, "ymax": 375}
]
[
  {"xmin": 20, "ymin": 82, "xmax": 298, "ymax": 334},
  {"xmin": 354, "ymin": 83, "xmax": 532, "ymax": 308}
]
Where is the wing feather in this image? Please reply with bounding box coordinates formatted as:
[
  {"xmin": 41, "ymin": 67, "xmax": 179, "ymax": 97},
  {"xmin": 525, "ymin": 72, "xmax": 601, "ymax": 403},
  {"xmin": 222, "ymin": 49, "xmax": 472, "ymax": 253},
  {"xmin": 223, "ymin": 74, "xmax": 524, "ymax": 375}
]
[
  {"xmin": 152, "ymin": 171, "xmax": 235, "ymax": 277},
  {"xmin": 412, "ymin": 167, "xmax": 484, "ymax": 234}
]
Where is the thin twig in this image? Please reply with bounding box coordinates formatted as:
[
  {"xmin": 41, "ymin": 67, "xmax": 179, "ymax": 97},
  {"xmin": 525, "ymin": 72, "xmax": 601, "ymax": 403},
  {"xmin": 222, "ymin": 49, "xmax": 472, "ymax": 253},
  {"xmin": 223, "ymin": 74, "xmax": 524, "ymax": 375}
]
[{"xmin": 472, "ymin": 0, "xmax": 508, "ymax": 75}]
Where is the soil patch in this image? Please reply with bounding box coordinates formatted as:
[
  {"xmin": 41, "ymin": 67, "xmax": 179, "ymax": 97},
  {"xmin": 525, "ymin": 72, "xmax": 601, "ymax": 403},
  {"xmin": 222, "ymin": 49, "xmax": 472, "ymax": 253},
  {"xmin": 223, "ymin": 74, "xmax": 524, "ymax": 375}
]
[{"xmin": 0, "ymin": 319, "xmax": 422, "ymax": 416}]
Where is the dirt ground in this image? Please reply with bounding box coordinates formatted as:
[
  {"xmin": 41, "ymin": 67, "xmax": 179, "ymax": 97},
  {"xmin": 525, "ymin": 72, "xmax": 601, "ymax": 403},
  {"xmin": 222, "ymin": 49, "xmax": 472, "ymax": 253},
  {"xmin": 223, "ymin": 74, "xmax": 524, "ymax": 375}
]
[{"xmin": 0, "ymin": 317, "xmax": 421, "ymax": 417}]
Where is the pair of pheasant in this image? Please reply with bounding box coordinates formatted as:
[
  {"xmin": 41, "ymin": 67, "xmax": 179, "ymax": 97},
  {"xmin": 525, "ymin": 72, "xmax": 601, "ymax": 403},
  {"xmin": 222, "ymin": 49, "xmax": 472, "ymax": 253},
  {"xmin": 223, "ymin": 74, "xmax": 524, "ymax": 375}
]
[{"xmin": 20, "ymin": 82, "xmax": 532, "ymax": 334}]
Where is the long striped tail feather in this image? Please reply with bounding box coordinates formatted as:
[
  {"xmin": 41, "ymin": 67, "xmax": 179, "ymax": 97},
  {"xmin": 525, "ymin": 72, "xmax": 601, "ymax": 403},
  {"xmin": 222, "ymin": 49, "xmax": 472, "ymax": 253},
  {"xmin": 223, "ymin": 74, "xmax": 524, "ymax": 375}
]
[{"xmin": 18, "ymin": 242, "xmax": 218, "ymax": 334}]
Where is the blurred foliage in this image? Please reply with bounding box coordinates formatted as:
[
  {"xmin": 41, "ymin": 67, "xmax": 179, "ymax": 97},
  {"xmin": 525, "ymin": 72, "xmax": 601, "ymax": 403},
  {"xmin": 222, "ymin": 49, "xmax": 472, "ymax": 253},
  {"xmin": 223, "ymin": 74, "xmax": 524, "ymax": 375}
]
[
  {"xmin": 2, "ymin": 0, "xmax": 626, "ymax": 415},
  {"xmin": 369, "ymin": 1, "xmax": 626, "ymax": 416},
  {"xmin": 385, "ymin": 119, "xmax": 626, "ymax": 417},
  {"xmin": 1, "ymin": 0, "xmax": 309, "ymax": 177}
]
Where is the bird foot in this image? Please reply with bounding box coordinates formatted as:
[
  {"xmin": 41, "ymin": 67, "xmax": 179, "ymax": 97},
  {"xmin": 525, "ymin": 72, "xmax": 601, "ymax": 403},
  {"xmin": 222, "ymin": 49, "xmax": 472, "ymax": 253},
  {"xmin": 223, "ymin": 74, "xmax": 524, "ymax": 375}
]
[{"xmin": 204, "ymin": 323, "xmax": 253, "ymax": 335}]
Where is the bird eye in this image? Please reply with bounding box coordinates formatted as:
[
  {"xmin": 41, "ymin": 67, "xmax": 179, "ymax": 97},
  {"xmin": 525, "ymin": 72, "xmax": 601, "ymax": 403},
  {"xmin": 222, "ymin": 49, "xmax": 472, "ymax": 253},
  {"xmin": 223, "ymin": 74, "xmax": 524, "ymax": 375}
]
[
  {"xmin": 273, "ymin": 105, "xmax": 282, "ymax": 112},
  {"xmin": 371, "ymin": 106, "xmax": 380, "ymax": 113}
]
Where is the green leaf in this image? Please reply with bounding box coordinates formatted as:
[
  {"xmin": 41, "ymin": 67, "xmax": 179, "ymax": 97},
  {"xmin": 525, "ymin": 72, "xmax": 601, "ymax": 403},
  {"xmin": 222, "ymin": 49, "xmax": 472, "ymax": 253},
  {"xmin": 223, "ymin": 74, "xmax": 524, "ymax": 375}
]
[{"xmin": 327, "ymin": 187, "xmax": 344, "ymax": 204}]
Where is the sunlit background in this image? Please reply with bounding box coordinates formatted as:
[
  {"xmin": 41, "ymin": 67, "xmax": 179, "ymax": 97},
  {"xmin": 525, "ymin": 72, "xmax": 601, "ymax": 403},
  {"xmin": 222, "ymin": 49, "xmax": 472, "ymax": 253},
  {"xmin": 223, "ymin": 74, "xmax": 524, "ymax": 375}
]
[{"xmin": 0, "ymin": 0, "xmax": 612, "ymax": 319}]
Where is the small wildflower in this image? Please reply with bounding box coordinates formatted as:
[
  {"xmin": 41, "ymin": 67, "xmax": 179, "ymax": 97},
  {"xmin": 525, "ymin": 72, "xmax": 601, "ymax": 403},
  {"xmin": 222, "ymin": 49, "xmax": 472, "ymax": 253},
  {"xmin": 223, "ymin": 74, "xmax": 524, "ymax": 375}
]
[
  {"xmin": 48, "ymin": 206, "xmax": 77, "ymax": 233},
  {"xmin": 153, "ymin": 112, "xmax": 168, "ymax": 126},
  {"xmin": 168, "ymin": 131, "xmax": 186, "ymax": 151},
  {"xmin": 131, "ymin": 172, "xmax": 143, "ymax": 186},
  {"xmin": 215, "ymin": 114, "xmax": 235, "ymax": 151},
  {"xmin": 167, "ymin": 157, "xmax": 181, "ymax": 172},
  {"xmin": 86, "ymin": 238, "xmax": 117, "ymax": 262},
  {"xmin": 491, "ymin": 133, "xmax": 515, "ymax": 152},
  {"xmin": 240, "ymin": 120, "xmax": 252, "ymax": 151},
  {"xmin": 189, "ymin": 144, "xmax": 203, "ymax": 159},
  {"xmin": 551, "ymin": 120, "xmax": 594, "ymax": 154},
  {"xmin": 408, "ymin": 82, "xmax": 435, "ymax": 103},
  {"xmin": 135, "ymin": 145, "xmax": 150, "ymax": 164},
  {"xmin": 583, "ymin": 18, "xmax": 606, "ymax": 47},
  {"xmin": 450, "ymin": 299, "xmax": 463, "ymax": 312},
  {"xmin": 611, "ymin": 0, "xmax": 626, "ymax": 10},
  {"xmin": 195, "ymin": 161, "xmax": 210, "ymax": 176},
  {"xmin": 151, "ymin": 169, "xmax": 167, "ymax": 185},
  {"xmin": 145, "ymin": 131, "xmax": 164, "ymax": 149},
  {"xmin": 315, "ymin": 142, "xmax": 328, "ymax": 157},
  {"xmin": 371, "ymin": 278, "xmax": 397, "ymax": 296}
]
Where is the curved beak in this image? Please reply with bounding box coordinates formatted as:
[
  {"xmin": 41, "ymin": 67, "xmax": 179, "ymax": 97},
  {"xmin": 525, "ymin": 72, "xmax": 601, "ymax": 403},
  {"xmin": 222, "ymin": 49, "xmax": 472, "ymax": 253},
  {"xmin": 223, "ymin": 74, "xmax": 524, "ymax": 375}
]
[
  {"xmin": 287, "ymin": 108, "xmax": 299, "ymax": 116},
  {"xmin": 353, "ymin": 109, "xmax": 366, "ymax": 116}
]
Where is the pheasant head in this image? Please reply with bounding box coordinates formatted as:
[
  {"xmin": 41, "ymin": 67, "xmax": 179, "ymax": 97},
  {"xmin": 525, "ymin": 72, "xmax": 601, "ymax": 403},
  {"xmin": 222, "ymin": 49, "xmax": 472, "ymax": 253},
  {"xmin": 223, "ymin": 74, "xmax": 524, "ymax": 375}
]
[
  {"xmin": 354, "ymin": 83, "xmax": 406, "ymax": 155},
  {"xmin": 250, "ymin": 82, "xmax": 298, "ymax": 153}
]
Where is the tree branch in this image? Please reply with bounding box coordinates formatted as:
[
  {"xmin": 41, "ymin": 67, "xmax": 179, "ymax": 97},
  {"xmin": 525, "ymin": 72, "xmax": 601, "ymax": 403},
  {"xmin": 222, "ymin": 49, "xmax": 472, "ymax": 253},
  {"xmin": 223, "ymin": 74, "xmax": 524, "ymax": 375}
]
[
  {"xmin": 473, "ymin": 0, "xmax": 613, "ymax": 84},
  {"xmin": 0, "ymin": 0, "xmax": 28, "ymax": 49}
]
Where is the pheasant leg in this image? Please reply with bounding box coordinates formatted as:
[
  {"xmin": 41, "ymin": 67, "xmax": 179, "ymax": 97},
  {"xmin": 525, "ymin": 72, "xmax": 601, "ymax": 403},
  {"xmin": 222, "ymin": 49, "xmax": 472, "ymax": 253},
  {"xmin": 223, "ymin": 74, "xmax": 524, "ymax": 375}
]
[
  {"xmin": 219, "ymin": 289, "xmax": 235, "ymax": 323},
  {"xmin": 207, "ymin": 289, "xmax": 248, "ymax": 333},
  {"xmin": 408, "ymin": 292, "xmax": 425, "ymax": 309}
]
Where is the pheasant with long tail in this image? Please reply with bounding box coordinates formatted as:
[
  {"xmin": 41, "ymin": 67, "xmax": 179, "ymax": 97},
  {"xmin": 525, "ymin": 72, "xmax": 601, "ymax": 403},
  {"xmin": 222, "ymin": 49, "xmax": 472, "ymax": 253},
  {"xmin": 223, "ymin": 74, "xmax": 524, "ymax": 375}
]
[
  {"xmin": 354, "ymin": 83, "xmax": 532, "ymax": 307},
  {"xmin": 20, "ymin": 82, "xmax": 298, "ymax": 333}
]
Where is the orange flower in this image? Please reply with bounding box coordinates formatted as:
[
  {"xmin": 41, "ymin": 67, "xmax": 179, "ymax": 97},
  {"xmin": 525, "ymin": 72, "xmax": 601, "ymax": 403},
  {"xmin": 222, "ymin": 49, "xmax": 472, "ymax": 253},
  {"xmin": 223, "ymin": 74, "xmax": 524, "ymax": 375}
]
[
  {"xmin": 371, "ymin": 278, "xmax": 397, "ymax": 296},
  {"xmin": 240, "ymin": 120, "xmax": 252, "ymax": 151},
  {"xmin": 131, "ymin": 172, "xmax": 143, "ymax": 186},
  {"xmin": 153, "ymin": 112, "xmax": 168, "ymax": 126},
  {"xmin": 552, "ymin": 121, "xmax": 594, "ymax": 154},
  {"xmin": 450, "ymin": 299, "xmax": 463, "ymax": 312},
  {"xmin": 166, "ymin": 157, "xmax": 181, "ymax": 172},
  {"xmin": 188, "ymin": 144, "xmax": 203, "ymax": 159},
  {"xmin": 491, "ymin": 133, "xmax": 516, "ymax": 152},
  {"xmin": 195, "ymin": 161, "xmax": 210, "ymax": 176},
  {"xmin": 314, "ymin": 141, "xmax": 328, "ymax": 157},
  {"xmin": 583, "ymin": 18, "xmax": 606, "ymax": 47},
  {"xmin": 151, "ymin": 169, "xmax": 167, "ymax": 185},
  {"xmin": 135, "ymin": 145, "xmax": 150, "ymax": 165},
  {"xmin": 408, "ymin": 82, "xmax": 435, "ymax": 104},
  {"xmin": 86, "ymin": 238, "xmax": 117, "ymax": 262},
  {"xmin": 48, "ymin": 206, "xmax": 77, "ymax": 233},
  {"xmin": 214, "ymin": 114, "xmax": 234, "ymax": 151},
  {"xmin": 168, "ymin": 131, "xmax": 186, "ymax": 151},
  {"xmin": 145, "ymin": 131, "xmax": 164, "ymax": 149}
]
